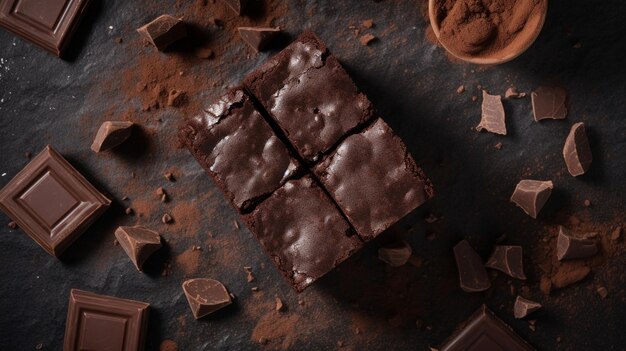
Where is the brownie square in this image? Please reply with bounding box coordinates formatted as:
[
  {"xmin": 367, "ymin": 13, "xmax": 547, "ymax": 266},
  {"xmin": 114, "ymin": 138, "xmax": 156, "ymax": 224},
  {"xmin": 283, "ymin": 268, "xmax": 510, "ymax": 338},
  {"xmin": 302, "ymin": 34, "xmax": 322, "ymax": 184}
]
[
  {"xmin": 245, "ymin": 175, "xmax": 363, "ymax": 292},
  {"xmin": 179, "ymin": 88, "xmax": 299, "ymax": 212},
  {"xmin": 314, "ymin": 118, "xmax": 434, "ymax": 241},
  {"xmin": 245, "ymin": 31, "xmax": 374, "ymax": 162}
]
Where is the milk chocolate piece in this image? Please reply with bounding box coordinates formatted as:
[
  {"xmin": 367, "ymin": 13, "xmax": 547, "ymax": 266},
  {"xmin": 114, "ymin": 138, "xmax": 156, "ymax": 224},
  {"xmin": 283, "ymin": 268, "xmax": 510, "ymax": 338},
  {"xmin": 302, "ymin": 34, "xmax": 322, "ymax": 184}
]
[
  {"xmin": 477, "ymin": 90, "xmax": 506, "ymax": 135},
  {"xmin": 378, "ymin": 240, "xmax": 412, "ymax": 267},
  {"xmin": 223, "ymin": 0, "xmax": 247, "ymax": 15},
  {"xmin": 556, "ymin": 226, "xmax": 598, "ymax": 261},
  {"xmin": 514, "ymin": 296, "xmax": 541, "ymax": 319},
  {"xmin": 0, "ymin": 0, "xmax": 91, "ymax": 57},
  {"xmin": 182, "ymin": 278, "xmax": 232, "ymax": 319},
  {"xmin": 238, "ymin": 27, "xmax": 281, "ymax": 52},
  {"xmin": 440, "ymin": 305, "xmax": 533, "ymax": 351},
  {"xmin": 563, "ymin": 122, "xmax": 592, "ymax": 176},
  {"xmin": 137, "ymin": 15, "xmax": 187, "ymax": 51},
  {"xmin": 114, "ymin": 226, "xmax": 162, "ymax": 271},
  {"xmin": 485, "ymin": 245, "xmax": 526, "ymax": 280},
  {"xmin": 510, "ymin": 180, "xmax": 553, "ymax": 219},
  {"xmin": 531, "ymin": 86, "xmax": 568, "ymax": 121},
  {"xmin": 453, "ymin": 240, "xmax": 491, "ymax": 292},
  {"xmin": 0, "ymin": 146, "xmax": 111, "ymax": 257},
  {"xmin": 64, "ymin": 289, "xmax": 149, "ymax": 351},
  {"xmin": 91, "ymin": 121, "xmax": 134, "ymax": 153}
]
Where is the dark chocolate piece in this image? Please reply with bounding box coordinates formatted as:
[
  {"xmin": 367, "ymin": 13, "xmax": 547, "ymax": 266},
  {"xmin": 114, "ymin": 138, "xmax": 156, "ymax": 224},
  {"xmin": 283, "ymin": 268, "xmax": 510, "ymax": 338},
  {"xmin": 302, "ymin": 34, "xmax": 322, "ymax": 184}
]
[
  {"xmin": 531, "ymin": 86, "xmax": 568, "ymax": 121},
  {"xmin": 514, "ymin": 296, "xmax": 541, "ymax": 319},
  {"xmin": 0, "ymin": 0, "xmax": 90, "ymax": 57},
  {"xmin": 64, "ymin": 289, "xmax": 149, "ymax": 351},
  {"xmin": 510, "ymin": 179, "xmax": 553, "ymax": 219},
  {"xmin": 453, "ymin": 240, "xmax": 491, "ymax": 292},
  {"xmin": 114, "ymin": 226, "xmax": 162, "ymax": 271},
  {"xmin": 477, "ymin": 90, "xmax": 506, "ymax": 135},
  {"xmin": 182, "ymin": 278, "xmax": 232, "ymax": 319},
  {"xmin": 563, "ymin": 122, "xmax": 592, "ymax": 176},
  {"xmin": 378, "ymin": 240, "xmax": 412, "ymax": 267},
  {"xmin": 179, "ymin": 88, "xmax": 299, "ymax": 212},
  {"xmin": 0, "ymin": 146, "xmax": 111, "ymax": 257},
  {"xmin": 238, "ymin": 26, "xmax": 281, "ymax": 52},
  {"xmin": 91, "ymin": 121, "xmax": 134, "ymax": 152},
  {"xmin": 137, "ymin": 15, "xmax": 186, "ymax": 51},
  {"xmin": 246, "ymin": 175, "xmax": 363, "ymax": 292},
  {"xmin": 314, "ymin": 118, "xmax": 434, "ymax": 241},
  {"xmin": 223, "ymin": 0, "xmax": 247, "ymax": 15},
  {"xmin": 440, "ymin": 305, "xmax": 533, "ymax": 351},
  {"xmin": 485, "ymin": 245, "xmax": 527, "ymax": 280},
  {"xmin": 556, "ymin": 226, "xmax": 598, "ymax": 261}
]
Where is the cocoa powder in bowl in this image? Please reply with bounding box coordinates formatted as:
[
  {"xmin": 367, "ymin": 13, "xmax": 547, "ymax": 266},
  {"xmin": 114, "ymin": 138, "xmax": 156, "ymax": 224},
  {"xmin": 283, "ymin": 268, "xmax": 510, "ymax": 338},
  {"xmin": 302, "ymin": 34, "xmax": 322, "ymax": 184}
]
[{"xmin": 429, "ymin": 0, "xmax": 547, "ymax": 64}]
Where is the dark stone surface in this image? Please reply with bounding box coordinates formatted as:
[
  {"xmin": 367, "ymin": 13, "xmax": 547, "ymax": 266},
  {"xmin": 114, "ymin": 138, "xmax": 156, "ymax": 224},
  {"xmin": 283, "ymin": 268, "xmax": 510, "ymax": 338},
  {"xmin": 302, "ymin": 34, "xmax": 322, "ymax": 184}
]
[{"xmin": 1, "ymin": 0, "xmax": 625, "ymax": 350}]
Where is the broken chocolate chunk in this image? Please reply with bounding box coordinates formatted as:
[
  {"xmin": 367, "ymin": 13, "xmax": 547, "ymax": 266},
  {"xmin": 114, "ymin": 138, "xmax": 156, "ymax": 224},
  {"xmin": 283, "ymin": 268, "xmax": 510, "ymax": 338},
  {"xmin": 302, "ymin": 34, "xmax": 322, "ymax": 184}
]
[
  {"xmin": 563, "ymin": 122, "xmax": 592, "ymax": 176},
  {"xmin": 137, "ymin": 15, "xmax": 187, "ymax": 51},
  {"xmin": 531, "ymin": 86, "xmax": 568, "ymax": 121},
  {"xmin": 453, "ymin": 240, "xmax": 491, "ymax": 292},
  {"xmin": 90, "ymin": 121, "xmax": 133, "ymax": 153},
  {"xmin": 114, "ymin": 226, "xmax": 162, "ymax": 271},
  {"xmin": 182, "ymin": 278, "xmax": 232, "ymax": 319},
  {"xmin": 378, "ymin": 240, "xmax": 412, "ymax": 267},
  {"xmin": 556, "ymin": 226, "xmax": 598, "ymax": 261},
  {"xmin": 223, "ymin": 0, "xmax": 247, "ymax": 15},
  {"xmin": 510, "ymin": 180, "xmax": 553, "ymax": 219},
  {"xmin": 477, "ymin": 90, "xmax": 506, "ymax": 135},
  {"xmin": 359, "ymin": 33, "xmax": 376, "ymax": 46},
  {"xmin": 485, "ymin": 245, "xmax": 526, "ymax": 280},
  {"xmin": 514, "ymin": 296, "xmax": 541, "ymax": 319},
  {"xmin": 238, "ymin": 27, "xmax": 281, "ymax": 52}
]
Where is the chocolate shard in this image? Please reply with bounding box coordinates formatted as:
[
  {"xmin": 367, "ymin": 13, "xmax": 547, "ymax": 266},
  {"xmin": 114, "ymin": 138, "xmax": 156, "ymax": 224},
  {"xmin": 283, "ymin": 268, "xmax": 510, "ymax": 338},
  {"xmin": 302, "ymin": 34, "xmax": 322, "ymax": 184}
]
[
  {"xmin": 453, "ymin": 240, "xmax": 491, "ymax": 292},
  {"xmin": 477, "ymin": 90, "xmax": 506, "ymax": 135},
  {"xmin": 563, "ymin": 122, "xmax": 592, "ymax": 176},
  {"xmin": 114, "ymin": 226, "xmax": 162, "ymax": 271},
  {"xmin": 223, "ymin": 0, "xmax": 247, "ymax": 15},
  {"xmin": 238, "ymin": 27, "xmax": 281, "ymax": 52},
  {"xmin": 137, "ymin": 15, "xmax": 187, "ymax": 51},
  {"xmin": 182, "ymin": 278, "xmax": 232, "ymax": 319},
  {"xmin": 556, "ymin": 226, "xmax": 598, "ymax": 261},
  {"xmin": 90, "ymin": 121, "xmax": 134, "ymax": 152},
  {"xmin": 531, "ymin": 86, "xmax": 568, "ymax": 121},
  {"xmin": 378, "ymin": 240, "xmax": 412, "ymax": 267},
  {"xmin": 485, "ymin": 245, "xmax": 526, "ymax": 280},
  {"xmin": 510, "ymin": 179, "xmax": 553, "ymax": 219},
  {"xmin": 514, "ymin": 296, "xmax": 541, "ymax": 319}
]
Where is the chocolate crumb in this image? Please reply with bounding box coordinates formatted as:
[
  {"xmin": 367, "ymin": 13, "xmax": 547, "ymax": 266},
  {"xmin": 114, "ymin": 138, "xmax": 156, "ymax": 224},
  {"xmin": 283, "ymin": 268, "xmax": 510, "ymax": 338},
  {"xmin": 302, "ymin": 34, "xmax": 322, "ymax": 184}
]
[
  {"xmin": 258, "ymin": 337, "xmax": 268, "ymax": 345},
  {"xmin": 156, "ymin": 187, "xmax": 165, "ymax": 196},
  {"xmin": 167, "ymin": 90, "xmax": 187, "ymax": 107},
  {"xmin": 246, "ymin": 271, "xmax": 255, "ymax": 283},
  {"xmin": 194, "ymin": 47, "xmax": 214, "ymax": 59},
  {"xmin": 35, "ymin": 344, "xmax": 43, "ymax": 350},
  {"xmin": 113, "ymin": 239, "xmax": 119, "ymax": 246},
  {"xmin": 583, "ymin": 199, "xmax": 591, "ymax": 207},
  {"xmin": 8, "ymin": 221, "xmax": 17, "ymax": 229},
  {"xmin": 125, "ymin": 208, "xmax": 134, "ymax": 215},
  {"xmin": 456, "ymin": 85, "xmax": 465, "ymax": 94},
  {"xmin": 164, "ymin": 172, "xmax": 175, "ymax": 182},
  {"xmin": 115, "ymin": 37, "xmax": 123, "ymax": 44},
  {"xmin": 359, "ymin": 33, "xmax": 376, "ymax": 46},
  {"xmin": 161, "ymin": 194, "xmax": 168, "ymax": 203},
  {"xmin": 505, "ymin": 87, "xmax": 525, "ymax": 99},
  {"xmin": 251, "ymin": 287, "xmax": 259, "ymax": 292},
  {"xmin": 298, "ymin": 299, "xmax": 305, "ymax": 306},
  {"xmin": 362, "ymin": 19, "xmax": 374, "ymax": 28},
  {"xmin": 25, "ymin": 152, "xmax": 32, "ymax": 158},
  {"xmin": 275, "ymin": 297, "xmax": 284, "ymax": 311},
  {"xmin": 597, "ymin": 286, "xmax": 608, "ymax": 298},
  {"xmin": 233, "ymin": 220, "xmax": 240, "ymax": 229},
  {"xmin": 495, "ymin": 142, "xmax": 503, "ymax": 150},
  {"xmin": 610, "ymin": 227, "xmax": 622, "ymax": 241},
  {"xmin": 121, "ymin": 196, "xmax": 129, "ymax": 201},
  {"xmin": 337, "ymin": 341, "xmax": 344, "ymax": 347},
  {"xmin": 162, "ymin": 213, "xmax": 173, "ymax": 224}
]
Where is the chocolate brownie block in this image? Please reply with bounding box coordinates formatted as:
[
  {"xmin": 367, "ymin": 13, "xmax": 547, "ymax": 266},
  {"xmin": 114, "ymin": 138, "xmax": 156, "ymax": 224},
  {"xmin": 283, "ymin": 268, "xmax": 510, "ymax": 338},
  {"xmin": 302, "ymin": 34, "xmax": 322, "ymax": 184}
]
[
  {"xmin": 314, "ymin": 118, "xmax": 434, "ymax": 241},
  {"xmin": 179, "ymin": 88, "xmax": 299, "ymax": 212},
  {"xmin": 245, "ymin": 175, "xmax": 363, "ymax": 292}
]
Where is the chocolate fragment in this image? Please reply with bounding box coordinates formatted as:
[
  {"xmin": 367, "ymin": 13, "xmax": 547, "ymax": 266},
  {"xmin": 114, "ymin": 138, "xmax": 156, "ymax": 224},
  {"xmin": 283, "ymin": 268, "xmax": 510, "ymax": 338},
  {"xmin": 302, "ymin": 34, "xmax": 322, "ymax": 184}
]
[
  {"xmin": 562, "ymin": 122, "xmax": 592, "ymax": 176},
  {"xmin": 556, "ymin": 226, "xmax": 598, "ymax": 261},
  {"xmin": 182, "ymin": 278, "xmax": 232, "ymax": 319},
  {"xmin": 167, "ymin": 90, "xmax": 186, "ymax": 107},
  {"xmin": 510, "ymin": 179, "xmax": 553, "ymax": 219},
  {"xmin": 597, "ymin": 286, "xmax": 608, "ymax": 298},
  {"xmin": 453, "ymin": 240, "xmax": 491, "ymax": 292},
  {"xmin": 238, "ymin": 27, "xmax": 281, "ymax": 52},
  {"xmin": 610, "ymin": 226, "xmax": 622, "ymax": 241},
  {"xmin": 114, "ymin": 226, "xmax": 162, "ymax": 271},
  {"xmin": 485, "ymin": 245, "xmax": 527, "ymax": 280},
  {"xmin": 90, "ymin": 121, "xmax": 134, "ymax": 152},
  {"xmin": 514, "ymin": 296, "xmax": 541, "ymax": 319},
  {"xmin": 7, "ymin": 221, "xmax": 17, "ymax": 229},
  {"xmin": 362, "ymin": 19, "xmax": 374, "ymax": 28},
  {"xmin": 378, "ymin": 240, "xmax": 412, "ymax": 267},
  {"xmin": 223, "ymin": 0, "xmax": 247, "ymax": 15},
  {"xmin": 531, "ymin": 86, "xmax": 568, "ymax": 121},
  {"xmin": 275, "ymin": 297, "xmax": 285, "ymax": 311},
  {"xmin": 359, "ymin": 33, "xmax": 376, "ymax": 46},
  {"xmin": 0, "ymin": 146, "xmax": 110, "ymax": 257},
  {"xmin": 64, "ymin": 289, "xmax": 149, "ymax": 351},
  {"xmin": 505, "ymin": 87, "xmax": 525, "ymax": 99},
  {"xmin": 477, "ymin": 90, "xmax": 506, "ymax": 135},
  {"xmin": 137, "ymin": 15, "xmax": 187, "ymax": 51},
  {"xmin": 161, "ymin": 213, "xmax": 172, "ymax": 224}
]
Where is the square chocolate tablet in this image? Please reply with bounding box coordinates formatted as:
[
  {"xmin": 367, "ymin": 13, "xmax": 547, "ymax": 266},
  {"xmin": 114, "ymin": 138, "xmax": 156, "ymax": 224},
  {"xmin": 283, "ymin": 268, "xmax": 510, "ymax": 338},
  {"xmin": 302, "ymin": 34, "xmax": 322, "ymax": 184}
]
[
  {"xmin": 179, "ymin": 88, "xmax": 300, "ymax": 213},
  {"xmin": 0, "ymin": 0, "xmax": 91, "ymax": 57},
  {"xmin": 0, "ymin": 145, "xmax": 110, "ymax": 257},
  {"xmin": 64, "ymin": 289, "xmax": 150, "ymax": 351},
  {"xmin": 314, "ymin": 118, "xmax": 434, "ymax": 241},
  {"xmin": 245, "ymin": 175, "xmax": 363, "ymax": 292},
  {"xmin": 244, "ymin": 31, "xmax": 374, "ymax": 162}
]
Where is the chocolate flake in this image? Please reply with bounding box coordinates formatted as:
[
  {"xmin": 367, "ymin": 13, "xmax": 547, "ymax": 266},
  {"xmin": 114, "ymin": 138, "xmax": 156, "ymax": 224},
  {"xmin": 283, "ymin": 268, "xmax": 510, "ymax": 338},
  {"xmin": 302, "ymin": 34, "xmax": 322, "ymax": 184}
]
[
  {"xmin": 563, "ymin": 122, "xmax": 592, "ymax": 176},
  {"xmin": 223, "ymin": 0, "xmax": 247, "ymax": 15},
  {"xmin": 359, "ymin": 33, "xmax": 376, "ymax": 46},
  {"xmin": 275, "ymin": 297, "xmax": 285, "ymax": 311},
  {"xmin": 510, "ymin": 180, "xmax": 553, "ymax": 219},
  {"xmin": 597, "ymin": 286, "xmax": 608, "ymax": 298},
  {"xmin": 514, "ymin": 296, "xmax": 541, "ymax": 319},
  {"xmin": 182, "ymin": 278, "xmax": 232, "ymax": 319},
  {"xmin": 90, "ymin": 121, "xmax": 134, "ymax": 153},
  {"xmin": 362, "ymin": 19, "xmax": 374, "ymax": 28},
  {"xmin": 556, "ymin": 226, "xmax": 598, "ymax": 261},
  {"xmin": 378, "ymin": 240, "xmax": 412, "ymax": 267},
  {"xmin": 137, "ymin": 15, "xmax": 187, "ymax": 51},
  {"xmin": 453, "ymin": 240, "xmax": 491, "ymax": 292},
  {"xmin": 485, "ymin": 245, "xmax": 526, "ymax": 280},
  {"xmin": 161, "ymin": 213, "xmax": 173, "ymax": 224},
  {"xmin": 531, "ymin": 86, "xmax": 568, "ymax": 121},
  {"xmin": 238, "ymin": 27, "xmax": 281, "ymax": 52},
  {"xmin": 477, "ymin": 90, "xmax": 506, "ymax": 135},
  {"xmin": 610, "ymin": 227, "xmax": 622, "ymax": 241},
  {"xmin": 114, "ymin": 226, "xmax": 162, "ymax": 271}
]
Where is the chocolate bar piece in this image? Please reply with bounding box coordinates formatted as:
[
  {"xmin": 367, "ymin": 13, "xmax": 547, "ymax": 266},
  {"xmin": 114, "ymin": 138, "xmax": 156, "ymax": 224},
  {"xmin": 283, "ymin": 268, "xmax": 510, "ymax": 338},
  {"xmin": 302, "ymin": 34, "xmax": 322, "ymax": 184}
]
[
  {"xmin": 180, "ymin": 88, "xmax": 299, "ymax": 212},
  {"xmin": 64, "ymin": 289, "xmax": 149, "ymax": 351},
  {"xmin": 238, "ymin": 27, "xmax": 281, "ymax": 52},
  {"xmin": 245, "ymin": 175, "xmax": 363, "ymax": 292},
  {"xmin": 137, "ymin": 15, "xmax": 187, "ymax": 51},
  {"xmin": 0, "ymin": 0, "xmax": 90, "ymax": 57},
  {"xmin": 485, "ymin": 245, "xmax": 526, "ymax": 280},
  {"xmin": 182, "ymin": 278, "xmax": 232, "ymax": 319},
  {"xmin": 563, "ymin": 122, "xmax": 592, "ymax": 176},
  {"xmin": 114, "ymin": 226, "xmax": 162, "ymax": 271},
  {"xmin": 0, "ymin": 146, "xmax": 111, "ymax": 257},
  {"xmin": 514, "ymin": 296, "xmax": 541, "ymax": 319},
  {"xmin": 453, "ymin": 240, "xmax": 491, "ymax": 292},
  {"xmin": 91, "ymin": 121, "xmax": 134, "ymax": 153},
  {"xmin": 314, "ymin": 118, "xmax": 434, "ymax": 241},
  {"xmin": 531, "ymin": 85, "xmax": 568, "ymax": 121},
  {"xmin": 556, "ymin": 226, "xmax": 598, "ymax": 261},
  {"xmin": 510, "ymin": 179, "xmax": 553, "ymax": 219},
  {"xmin": 223, "ymin": 0, "xmax": 247, "ymax": 15},
  {"xmin": 378, "ymin": 240, "xmax": 412, "ymax": 267},
  {"xmin": 477, "ymin": 90, "xmax": 506, "ymax": 135}
]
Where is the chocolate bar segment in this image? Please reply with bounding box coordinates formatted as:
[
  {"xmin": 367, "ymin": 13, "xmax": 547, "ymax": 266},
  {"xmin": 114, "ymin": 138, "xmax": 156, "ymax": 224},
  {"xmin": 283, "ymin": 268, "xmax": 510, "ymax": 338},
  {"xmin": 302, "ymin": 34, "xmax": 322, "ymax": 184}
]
[
  {"xmin": 182, "ymin": 278, "xmax": 232, "ymax": 319},
  {"xmin": 0, "ymin": 145, "xmax": 111, "ymax": 257},
  {"xmin": 563, "ymin": 122, "xmax": 592, "ymax": 176},
  {"xmin": 510, "ymin": 179, "xmax": 553, "ymax": 219},
  {"xmin": 114, "ymin": 226, "xmax": 162, "ymax": 271},
  {"xmin": 485, "ymin": 245, "xmax": 526, "ymax": 280},
  {"xmin": 453, "ymin": 240, "xmax": 491, "ymax": 292}
]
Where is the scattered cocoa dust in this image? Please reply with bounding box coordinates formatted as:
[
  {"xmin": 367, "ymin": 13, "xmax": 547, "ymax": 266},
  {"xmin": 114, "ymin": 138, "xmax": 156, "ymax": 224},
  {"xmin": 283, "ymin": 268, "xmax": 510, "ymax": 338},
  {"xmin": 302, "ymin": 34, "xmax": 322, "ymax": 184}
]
[
  {"xmin": 159, "ymin": 339, "xmax": 178, "ymax": 351},
  {"xmin": 175, "ymin": 248, "xmax": 201, "ymax": 275},
  {"xmin": 251, "ymin": 311, "xmax": 301, "ymax": 349},
  {"xmin": 170, "ymin": 202, "xmax": 202, "ymax": 238}
]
